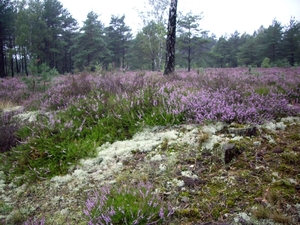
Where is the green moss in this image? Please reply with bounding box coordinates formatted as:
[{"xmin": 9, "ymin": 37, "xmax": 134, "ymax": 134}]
[
  {"xmin": 0, "ymin": 201, "xmax": 13, "ymax": 215},
  {"xmin": 180, "ymin": 191, "xmax": 191, "ymax": 197},
  {"xmin": 213, "ymin": 142, "xmax": 220, "ymax": 148},
  {"xmin": 288, "ymin": 133, "xmax": 300, "ymax": 141},
  {"xmin": 7, "ymin": 210, "xmax": 24, "ymax": 224},
  {"xmin": 281, "ymin": 152, "xmax": 300, "ymax": 165},
  {"xmin": 270, "ymin": 180, "xmax": 298, "ymax": 203},
  {"xmin": 177, "ymin": 207, "xmax": 200, "ymax": 219},
  {"xmin": 161, "ymin": 138, "xmax": 169, "ymax": 151},
  {"xmin": 230, "ymin": 123, "xmax": 246, "ymax": 128},
  {"xmin": 277, "ymin": 164, "xmax": 294, "ymax": 173},
  {"xmin": 226, "ymin": 199, "xmax": 235, "ymax": 207}
]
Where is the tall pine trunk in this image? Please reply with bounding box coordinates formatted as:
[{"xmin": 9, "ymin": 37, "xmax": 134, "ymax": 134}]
[
  {"xmin": 164, "ymin": 0, "xmax": 178, "ymax": 75},
  {"xmin": 0, "ymin": 38, "xmax": 5, "ymax": 78}
]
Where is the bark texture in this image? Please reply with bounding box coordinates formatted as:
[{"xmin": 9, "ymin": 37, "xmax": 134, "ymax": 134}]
[{"xmin": 163, "ymin": 0, "xmax": 178, "ymax": 75}]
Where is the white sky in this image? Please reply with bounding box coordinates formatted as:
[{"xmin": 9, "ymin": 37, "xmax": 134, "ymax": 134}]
[{"xmin": 60, "ymin": 0, "xmax": 300, "ymax": 38}]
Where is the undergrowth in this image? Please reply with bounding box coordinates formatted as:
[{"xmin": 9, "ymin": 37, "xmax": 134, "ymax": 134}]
[{"xmin": 0, "ymin": 68, "xmax": 300, "ymax": 224}]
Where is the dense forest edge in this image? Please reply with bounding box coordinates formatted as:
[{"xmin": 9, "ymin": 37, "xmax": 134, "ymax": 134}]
[{"xmin": 1, "ymin": 0, "xmax": 300, "ymax": 78}]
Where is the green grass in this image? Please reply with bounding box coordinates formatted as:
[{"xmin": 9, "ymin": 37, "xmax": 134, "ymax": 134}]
[
  {"xmin": 1, "ymin": 85, "xmax": 185, "ymax": 185},
  {"xmin": 83, "ymin": 182, "xmax": 171, "ymax": 224}
]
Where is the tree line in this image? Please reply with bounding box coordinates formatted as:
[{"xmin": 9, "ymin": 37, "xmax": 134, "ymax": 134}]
[{"xmin": 1, "ymin": 0, "xmax": 299, "ymax": 78}]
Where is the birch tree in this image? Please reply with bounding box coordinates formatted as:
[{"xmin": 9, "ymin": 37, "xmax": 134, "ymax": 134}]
[
  {"xmin": 138, "ymin": 0, "xmax": 169, "ymax": 71},
  {"xmin": 164, "ymin": 0, "xmax": 177, "ymax": 75}
]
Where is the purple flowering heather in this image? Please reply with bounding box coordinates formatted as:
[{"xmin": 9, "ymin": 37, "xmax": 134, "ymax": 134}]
[
  {"xmin": 0, "ymin": 77, "xmax": 29, "ymax": 103},
  {"xmin": 23, "ymin": 217, "xmax": 45, "ymax": 225},
  {"xmin": 83, "ymin": 182, "xmax": 173, "ymax": 224}
]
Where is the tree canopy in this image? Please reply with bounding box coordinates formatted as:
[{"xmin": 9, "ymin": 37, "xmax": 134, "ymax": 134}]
[{"xmin": 0, "ymin": 0, "xmax": 299, "ymax": 77}]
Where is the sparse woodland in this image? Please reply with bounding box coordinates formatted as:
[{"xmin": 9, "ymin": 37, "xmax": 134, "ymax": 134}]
[
  {"xmin": 0, "ymin": 0, "xmax": 300, "ymax": 77},
  {"xmin": 0, "ymin": 0, "xmax": 300, "ymax": 224}
]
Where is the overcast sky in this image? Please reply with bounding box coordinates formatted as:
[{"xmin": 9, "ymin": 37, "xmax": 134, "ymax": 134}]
[{"xmin": 60, "ymin": 0, "xmax": 300, "ymax": 38}]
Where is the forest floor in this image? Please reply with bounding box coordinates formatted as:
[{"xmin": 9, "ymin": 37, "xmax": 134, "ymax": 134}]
[{"xmin": 1, "ymin": 110, "xmax": 300, "ymax": 225}]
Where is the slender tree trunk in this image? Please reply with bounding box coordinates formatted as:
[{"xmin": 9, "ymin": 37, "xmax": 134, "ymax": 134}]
[
  {"xmin": 164, "ymin": 0, "xmax": 178, "ymax": 75},
  {"xmin": 9, "ymin": 38, "xmax": 14, "ymax": 77},
  {"xmin": 152, "ymin": 58, "xmax": 155, "ymax": 71},
  {"xmin": 188, "ymin": 45, "xmax": 191, "ymax": 72},
  {"xmin": 4, "ymin": 54, "xmax": 8, "ymax": 76},
  {"xmin": 10, "ymin": 56, "xmax": 14, "ymax": 77},
  {"xmin": 0, "ymin": 38, "xmax": 6, "ymax": 78},
  {"xmin": 23, "ymin": 47, "xmax": 28, "ymax": 76},
  {"xmin": 15, "ymin": 55, "xmax": 19, "ymax": 74}
]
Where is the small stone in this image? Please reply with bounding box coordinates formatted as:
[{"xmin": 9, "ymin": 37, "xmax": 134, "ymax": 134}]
[
  {"xmin": 253, "ymin": 141, "xmax": 261, "ymax": 146},
  {"xmin": 181, "ymin": 196, "xmax": 189, "ymax": 203},
  {"xmin": 228, "ymin": 126, "xmax": 257, "ymax": 137},
  {"xmin": 181, "ymin": 176, "xmax": 203, "ymax": 188},
  {"xmin": 223, "ymin": 143, "xmax": 243, "ymax": 164},
  {"xmin": 292, "ymin": 146, "xmax": 300, "ymax": 152},
  {"xmin": 273, "ymin": 147, "xmax": 284, "ymax": 154}
]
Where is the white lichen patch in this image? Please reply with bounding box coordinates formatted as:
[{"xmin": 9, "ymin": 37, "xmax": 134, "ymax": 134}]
[
  {"xmin": 181, "ymin": 170, "xmax": 198, "ymax": 179},
  {"xmin": 201, "ymin": 122, "xmax": 225, "ymax": 134},
  {"xmin": 149, "ymin": 154, "xmax": 163, "ymax": 161},
  {"xmin": 281, "ymin": 116, "xmax": 300, "ymax": 124},
  {"xmin": 16, "ymin": 110, "xmax": 40, "ymax": 122},
  {"xmin": 260, "ymin": 120, "xmax": 287, "ymax": 131},
  {"xmin": 170, "ymin": 178, "xmax": 185, "ymax": 187},
  {"xmin": 51, "ymin": 174, "xmax": 72, "ymax": 184},
  {"xmin": 2, "ymin": 106, "xmax": 23, "ymax": 113},
  {"xmin": 1, "ymin": 117, "xmax": 300, "ymax": 224},
  {"xmin": 172, "ymin": 127, "xmax": 199, "ymax": 146},
  {"xmin": 201, "ymin": 134, "xmax": 223, "ymax": 150}
]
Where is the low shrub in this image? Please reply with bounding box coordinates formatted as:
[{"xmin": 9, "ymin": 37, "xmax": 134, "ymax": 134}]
[
  {"xmin": 0, "ymin": 111, "xmax": 22, "ymax": 153},
  {"xmin": 83, "ymin": 182, "xmax": 174, "ymax": 224}
]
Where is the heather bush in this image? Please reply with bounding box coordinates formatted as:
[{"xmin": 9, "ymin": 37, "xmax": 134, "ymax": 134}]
[
  {"xmin": 23, "ymin": 217, "xmax": 45, "ymax": 225},
  {"xmin": 0, "ymin": 77, "xmax": 30, "ymax": 104},
  {"xmin": 83, "ymin": 182, "xmax": 174, "ymax": 224},
  {"xmin": 0, "ymin": 110, "xmax": 22, "ymax": 153},
  {"xmin": 6, "ymin": 72, "xmax": 185, "ymax": 182},
  {"xmin": 183, "ymin": 88, "xmax": 296, "ymax": 124},
  {"xmin": 2, "ymin": 68, "xmax": 300, "ymax": 184},
  {"xmin": 1, "ymin": 68, "xmax": 300, "ymax": 224}
]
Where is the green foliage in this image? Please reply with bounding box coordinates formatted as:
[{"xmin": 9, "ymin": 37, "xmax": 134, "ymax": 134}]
[
  {"xmin": 130, "ymin": 21, "xmax": 164, "ymax": 71},
  {"xmin": 0, "ymin": 0, "xmax": 15, "ymax": 78},
  {"xmin": 255, "ymin": 86, "xmax": 270, "ymax": 96},
  {"xmin": 72, "ymin": 11, "xmax": 110, "ymax": 71},
  {"xmin": 14, "ymin": 0, "xmax": 77, "ymax": 75},
  {"xmin": 22, "ymin": 62, "xmax": 59, "ymax": 92},
  {"xmin": 2, "ymin": 77, "xmax": 185, "ymax": 183},
  {"xmin": 105, "ymin": 15, "xmax": 132, "ymax": 69},
  {"xmin": 261, "ymin": 57, "xmax": 271, "ymax": 68},
  {"xmin": 176, "ymin": 12, "xmax": 209, "ymax": 71},
  {"xmin": 271, "ymin": 58, "xmax": 289, "ymax": 67},
  {"xmin": 83, "ymin": 182, "xmax": 171, "ymax": 224}
]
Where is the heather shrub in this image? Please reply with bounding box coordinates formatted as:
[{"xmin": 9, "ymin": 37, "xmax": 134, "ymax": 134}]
[
  {"xmin": 83, "ymin": 182, "xmax": 174, "ymax": 224},
  {"xmin": 2, "ymin": 68, "xmax": 300, "ymax": 184},
  {"xmin": 23, "ymin": 217, "xmax": 45, "ymax": 225},
  {"xmin": 0, "ymin": 77, "xmax": 30, "ymax": 104},
  {"xmin": 0, "ymin": 111, "xmax": 22, "ymax": 153},
  {"xmin": 6, "ymin": 73, "xmax": 184, "ymax": 182}
]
